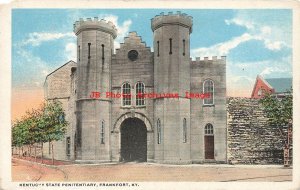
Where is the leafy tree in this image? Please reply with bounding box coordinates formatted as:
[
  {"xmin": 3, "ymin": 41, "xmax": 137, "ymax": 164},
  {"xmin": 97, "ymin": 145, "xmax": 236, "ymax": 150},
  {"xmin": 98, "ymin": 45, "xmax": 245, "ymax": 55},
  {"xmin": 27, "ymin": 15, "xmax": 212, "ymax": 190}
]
[
  {"xmin": 12, "ymin": 100, "xmax": 68, "ymax": 164},
  {"xmin": 259, "ymin": 89, "xmax": 293, "ymax": 164},
  {"xmin": 40, "ymin": 100, "xmax": 68, "ymax": 164}
]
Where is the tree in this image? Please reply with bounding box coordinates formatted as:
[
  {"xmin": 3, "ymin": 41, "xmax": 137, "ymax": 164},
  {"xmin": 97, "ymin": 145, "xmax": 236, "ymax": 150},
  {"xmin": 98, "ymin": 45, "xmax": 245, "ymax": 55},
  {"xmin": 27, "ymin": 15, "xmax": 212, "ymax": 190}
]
[
  {"xmin": 12, "ymin": 100, "xmax": 68, "ymax": 165},
  {"xmin": 40, "ymin": 100, "xmax": 68, "ymax": 164},
  {"xmin": 259, "ymin": 89, "xmax": 293, "ymax": 165}
]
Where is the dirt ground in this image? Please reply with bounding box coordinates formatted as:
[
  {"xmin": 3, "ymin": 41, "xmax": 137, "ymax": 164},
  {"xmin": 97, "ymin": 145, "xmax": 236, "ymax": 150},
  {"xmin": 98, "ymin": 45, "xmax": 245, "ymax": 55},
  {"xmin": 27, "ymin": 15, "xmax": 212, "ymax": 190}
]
[{"xmin": 12, "ymin": 158, "xmax": 292, "ymax": 182}]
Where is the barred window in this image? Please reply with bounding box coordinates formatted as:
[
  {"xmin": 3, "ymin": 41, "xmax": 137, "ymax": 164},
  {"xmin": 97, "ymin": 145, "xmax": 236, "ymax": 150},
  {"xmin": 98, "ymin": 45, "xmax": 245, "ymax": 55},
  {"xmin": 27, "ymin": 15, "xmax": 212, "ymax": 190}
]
[
  {"xmin": 157, "ymin": 119, "xmax": 161, "ymax": 144},
  {"xmin": 203, "ymin": 79, "xmax": 214, "ymax": 105},
  {"xmin": 183, "ymin": 118, "xmax": 187, "ymax": 143},
  {"xmin": 136, "ymin": 82, "xmax": 145, "ymax": 106},
  {"xmin": 205, "ymin": 123, "xmax": 214, "ymax": 135},
  {"xmin": 122, "ymin": 83, "xmax": 131, "ymax": 106},
  {"xmin": 100, "ymin": 120, "xmax": 105, "ymax": 144}
]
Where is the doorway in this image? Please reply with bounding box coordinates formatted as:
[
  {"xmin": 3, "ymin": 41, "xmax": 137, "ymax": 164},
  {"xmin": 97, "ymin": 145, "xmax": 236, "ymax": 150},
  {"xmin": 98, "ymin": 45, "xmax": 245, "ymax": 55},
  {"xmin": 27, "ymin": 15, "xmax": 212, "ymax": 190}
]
[
  {"xmin": 204, "ymin": 123, "xmax": 214, "ymax": 159},
  {"xmin": 120, "ymin": 118, "xmax": 147, "ymax": 162}
]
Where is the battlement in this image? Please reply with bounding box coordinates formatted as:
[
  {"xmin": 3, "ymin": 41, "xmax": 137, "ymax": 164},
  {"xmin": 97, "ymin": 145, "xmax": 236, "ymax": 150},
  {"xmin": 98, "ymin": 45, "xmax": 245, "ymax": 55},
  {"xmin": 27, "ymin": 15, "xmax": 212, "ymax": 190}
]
[
  {"xmin": 190, "ymin": 56, "xmax": 226, "ymax": 64},
  {"xmin": 73, "ymin": 17, "xmax": 118, "ymax": 38},
  {"xmin": 151, "ymin": 11, "xmax": 193, "ymax": 33}
]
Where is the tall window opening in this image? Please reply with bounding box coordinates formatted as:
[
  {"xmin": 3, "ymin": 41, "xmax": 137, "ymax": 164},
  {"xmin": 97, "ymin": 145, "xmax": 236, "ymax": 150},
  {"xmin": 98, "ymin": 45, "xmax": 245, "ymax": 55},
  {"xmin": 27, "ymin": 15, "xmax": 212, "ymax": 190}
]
[
  {"xmin": 183, "ymin": 39, "xmax": 186, "ymax": 56},
  {"xmin": 122, "ymin": 83, "xmax": 131, "ymax": 106},
  {"xmin": 78, "ymin": 45, "xmax": 80, "ymax": 61},
  {"xmin": 157, "ymin": 119, "xmax": 161, "ymax": 144},
  {"xmin": 203, "ymin": 79, "xmax": 214, "ymax": 105},
  {"xmin": 169, "ymin": 38, "xmax": 172, "ymax": 54},
  {"xmin": 88, "ymin": 43, "xmax": 91, "ymax": 59},
  {"xmin": 100, "ymin": 120, "xmax": 105, "ymax": 144},
  {"xmin": 66, "ymin": 137, "xmax": 71, "ymax": 156},
  {"xmin": 157, "ymin": 41, "xmax": 160, "ymax": 57},
  {"xmin": 183, "ymin": 118, "xmax": 187, "ymax": 143},
  {"xmin": 136, "ymin": 82, "xmax": 145, "ymax": 106},
  {"xmin": 101, "ymin": 44, "xmax": 105, "ymax": 65}
]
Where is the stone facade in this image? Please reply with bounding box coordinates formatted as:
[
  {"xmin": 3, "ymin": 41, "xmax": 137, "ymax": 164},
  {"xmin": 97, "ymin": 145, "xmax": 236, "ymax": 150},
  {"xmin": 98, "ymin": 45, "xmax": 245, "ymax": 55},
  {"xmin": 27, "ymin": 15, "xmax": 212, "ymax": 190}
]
[
  {"xmin": 227, "ymin": 97, "xmax": 290, "ymax": 164},
  {"xmin": 43, "ymin": 12, "xmax": 227, "ymax": 164}
]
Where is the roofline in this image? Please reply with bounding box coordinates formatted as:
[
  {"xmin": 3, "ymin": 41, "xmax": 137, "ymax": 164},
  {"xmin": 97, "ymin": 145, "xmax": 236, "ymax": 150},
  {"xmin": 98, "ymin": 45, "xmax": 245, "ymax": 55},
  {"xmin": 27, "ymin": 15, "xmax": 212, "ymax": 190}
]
[
  {"xmin": 43, "ymin": 60, "xmax": 77, "ymax": 87},
  {"xmin": 259, "ymin": 75, "xmax": 273, "ymax": 89},
  {"xmin": 251, "ymin": 75, "xmax": 274, "ymax": 97}
]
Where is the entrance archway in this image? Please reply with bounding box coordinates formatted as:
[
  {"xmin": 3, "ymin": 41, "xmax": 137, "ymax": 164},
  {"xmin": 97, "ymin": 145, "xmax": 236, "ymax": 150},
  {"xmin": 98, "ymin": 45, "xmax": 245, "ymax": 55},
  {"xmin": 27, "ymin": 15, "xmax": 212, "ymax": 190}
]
[{"xmin": 120, "ymin": 118, "xmax": 147, "ymax": 162}]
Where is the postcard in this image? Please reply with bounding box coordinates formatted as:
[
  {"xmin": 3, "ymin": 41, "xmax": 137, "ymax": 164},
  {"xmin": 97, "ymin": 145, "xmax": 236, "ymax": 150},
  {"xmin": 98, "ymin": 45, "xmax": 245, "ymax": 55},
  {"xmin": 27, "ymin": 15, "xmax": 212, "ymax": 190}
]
[{"xmin": 0, "ymin": 0, "xmax": 300, "ymax": 190}]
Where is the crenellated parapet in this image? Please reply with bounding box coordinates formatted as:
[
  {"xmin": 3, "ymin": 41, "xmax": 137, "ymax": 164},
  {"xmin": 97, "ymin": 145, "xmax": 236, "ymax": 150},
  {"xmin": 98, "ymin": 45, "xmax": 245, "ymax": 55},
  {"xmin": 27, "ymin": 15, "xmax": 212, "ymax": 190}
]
[
  {"xmin": 73, "ymin": 17, "xmax": 118, "ymax": 38},
  {"xmin": 151, "ymin": 11, "xmax": 193, "ymax": 33},
  {"xmin": 190, "ymin": 56, "xmax": 226, "ymax": 65}
]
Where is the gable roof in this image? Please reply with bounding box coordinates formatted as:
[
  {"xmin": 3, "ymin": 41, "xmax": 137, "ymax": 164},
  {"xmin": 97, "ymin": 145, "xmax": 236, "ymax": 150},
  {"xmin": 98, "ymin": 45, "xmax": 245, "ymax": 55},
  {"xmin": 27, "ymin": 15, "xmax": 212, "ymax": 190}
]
[
  {"xmin": 43, "ymin": 60, "xmax": 77, "ymax": 87},
  {"xmin": 265, "ymin": 78, "xmax": 292, "ymax": 93}
]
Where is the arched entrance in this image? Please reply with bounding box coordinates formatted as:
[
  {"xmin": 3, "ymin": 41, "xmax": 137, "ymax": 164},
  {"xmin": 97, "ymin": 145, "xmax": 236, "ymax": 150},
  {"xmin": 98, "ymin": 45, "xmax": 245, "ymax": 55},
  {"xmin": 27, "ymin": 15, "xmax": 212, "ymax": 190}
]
[{"xmin": 120, "ymin": 118, "xmax": 147, "ymax": 162}]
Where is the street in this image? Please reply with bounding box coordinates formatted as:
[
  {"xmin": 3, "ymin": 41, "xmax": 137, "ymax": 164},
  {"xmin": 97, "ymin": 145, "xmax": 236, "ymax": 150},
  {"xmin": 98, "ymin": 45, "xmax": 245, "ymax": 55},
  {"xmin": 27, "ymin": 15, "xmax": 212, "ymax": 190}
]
[{"xmin": 12, "ymin": 158, "xmax": 292, "ymax": 182}]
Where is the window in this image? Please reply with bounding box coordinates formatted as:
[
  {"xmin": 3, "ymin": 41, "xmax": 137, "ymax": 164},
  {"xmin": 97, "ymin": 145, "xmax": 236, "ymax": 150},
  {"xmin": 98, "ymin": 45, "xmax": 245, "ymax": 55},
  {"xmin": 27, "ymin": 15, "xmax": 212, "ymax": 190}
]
[
  {"xmin": 169, "ymin": 38, "xmax": 172, "ymax": 54},
  {"xmin": 78, "ymin": 45, "xmax": 80, "ymax": 61},
  {"xmin": 100, "ymin": 120, "xmax": 105, "ymax": 144},
  {"xmin": 183, "ymin": 118, "xmax": 187, "ymax": 143},
  {"xmin": 183, "ymin": 39, "xmax": 186, "ymax": 56},
  {"xmin": 157, "ymin": 119, "xmax": 161, "ymax": 144},
  {"xmin": 157, "ymin": 41, "xmax": 160, "ymax": 57},
  {"xmin": 122, "ymin": 83, "xmax": 131, "ymax": 106},
  {"xmin": 205, "ymin": 123, "xmax": 214, "ymax": 135},
  {"xmin": 136, "ymin": 82, "xmax": 145, "ymax": 106},
  {"xmin": 88, "ymin": 43, "xmax": 91, "ymax": 59},
  {"xmin": 66, "ymin": 137, "xmax": 71, "ymax": 156},
  {"xmin": 49, "ymin": 141, "xmax": 51, "ymax": 155},
  {"xmin": 101, "ymin": 44, "xmax": 105, "ymax": 65},
  {"xmin": 128, "ymin": 50, "xmax": 139, "ymax": 61},
  {"xmin": 203, "ymin": 79, "xmax": 214, "ymax": 105},
  {"xmin": 258, "ymin": 89, "xmax": 262, "ymax": 96}
]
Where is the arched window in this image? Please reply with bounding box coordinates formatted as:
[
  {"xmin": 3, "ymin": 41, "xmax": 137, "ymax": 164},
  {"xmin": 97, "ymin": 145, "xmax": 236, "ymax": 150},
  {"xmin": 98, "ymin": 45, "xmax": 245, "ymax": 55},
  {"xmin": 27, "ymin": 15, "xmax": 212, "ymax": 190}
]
[
  {"xmin": 157, "ymin": 119, "xmax": 161, "ymax": 144},
  {"xmin": 122, "ymin": 82, "xmax": 131, "ymax": 106},
  {"xmin": 136, "ymin": 82, "xmax": 145, "ymax": 106},
  {"xmin": 183, "ymin": 118, "xmax": 187, "ymax": 143},
  {"xmin": 205, "ymin": 123, "xmax": 214, "ymax": 135},
  {"xmin": 203, "ymin": 79, "xmax": 214, "ymax": 105},
  {"xmin": 100, "ymin": 120, "xmax": 105, "ymax": 144}
]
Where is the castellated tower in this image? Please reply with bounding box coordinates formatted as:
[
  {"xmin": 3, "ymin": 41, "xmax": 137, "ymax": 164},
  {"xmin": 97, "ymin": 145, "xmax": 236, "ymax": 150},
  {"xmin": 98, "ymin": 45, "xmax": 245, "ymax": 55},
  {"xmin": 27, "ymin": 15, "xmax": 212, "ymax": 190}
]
[
  {"xmin": 151, "ymin": 12, "xmax": 193, "ymax": 163},
  {"xmin": 73, "ymin": 18, "xmax": 117, "ymax": 161}
]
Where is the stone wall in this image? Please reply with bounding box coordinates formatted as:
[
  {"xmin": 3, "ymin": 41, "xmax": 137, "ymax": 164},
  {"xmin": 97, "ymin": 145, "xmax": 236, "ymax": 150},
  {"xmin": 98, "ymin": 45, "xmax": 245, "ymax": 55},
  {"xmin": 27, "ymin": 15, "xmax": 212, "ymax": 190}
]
[{"xmin": 227, "ymin": 97, "xmax": 288, "ymax": 164}]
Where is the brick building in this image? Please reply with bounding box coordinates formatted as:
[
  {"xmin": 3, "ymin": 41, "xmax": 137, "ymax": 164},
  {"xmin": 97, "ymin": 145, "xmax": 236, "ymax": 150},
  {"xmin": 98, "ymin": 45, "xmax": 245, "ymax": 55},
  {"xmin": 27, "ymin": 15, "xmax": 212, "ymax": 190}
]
[
  {"xmin": 251, "ymin": 75, "xmax": 292, "ymax": 99},
  {"xmin": 43, "ymin": 12, "xmax": 227, "ymax": 164}
]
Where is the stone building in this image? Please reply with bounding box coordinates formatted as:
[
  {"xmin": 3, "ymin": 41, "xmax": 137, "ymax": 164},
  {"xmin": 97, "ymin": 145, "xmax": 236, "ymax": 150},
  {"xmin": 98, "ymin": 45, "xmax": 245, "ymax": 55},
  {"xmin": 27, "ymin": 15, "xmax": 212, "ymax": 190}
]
[{"xmin": 43, "ymin": 12, "xmax": 227, "ymax": 164}]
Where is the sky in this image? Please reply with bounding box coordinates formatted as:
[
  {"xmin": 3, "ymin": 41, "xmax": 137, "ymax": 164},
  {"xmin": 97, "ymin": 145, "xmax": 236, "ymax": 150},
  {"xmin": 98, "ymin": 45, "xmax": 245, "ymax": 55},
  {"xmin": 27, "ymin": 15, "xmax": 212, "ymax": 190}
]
[{"xmin": 12, "ymin": 9, "xmax": 292, "ymax": 120}]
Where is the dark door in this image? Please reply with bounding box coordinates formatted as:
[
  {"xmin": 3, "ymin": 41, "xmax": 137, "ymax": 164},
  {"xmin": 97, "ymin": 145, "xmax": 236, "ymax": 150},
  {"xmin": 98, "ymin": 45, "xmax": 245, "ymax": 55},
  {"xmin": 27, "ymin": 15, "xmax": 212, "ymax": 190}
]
[
  {"xmin": 121, "ymin": 118, "xmax": 147, "ymax": 162},
  {"xmin": 205, "ymin": 136, "xmax": 214, "ymax": 159}
]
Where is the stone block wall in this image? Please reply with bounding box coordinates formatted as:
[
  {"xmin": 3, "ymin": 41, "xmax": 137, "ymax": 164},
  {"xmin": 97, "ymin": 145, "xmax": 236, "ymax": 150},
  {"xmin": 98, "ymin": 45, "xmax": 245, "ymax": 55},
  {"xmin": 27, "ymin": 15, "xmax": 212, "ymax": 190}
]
[{"xmin": 227, "ymin": 97, "xmax": 289, "ymax": 164}]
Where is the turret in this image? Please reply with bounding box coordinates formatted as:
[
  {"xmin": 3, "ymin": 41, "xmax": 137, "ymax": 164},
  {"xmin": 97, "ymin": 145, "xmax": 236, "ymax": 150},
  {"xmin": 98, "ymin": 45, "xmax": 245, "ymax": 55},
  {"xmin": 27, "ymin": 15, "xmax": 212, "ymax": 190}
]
[
  {"xmin": 152, "ymin": 11, "xmax": 192, "ymax": 95},
  {"xmin": 74, "ymin": 17, "xmax": 117, "ymax": 161},
  {"xmin": 151, "ymin": 12, "xmax": 193, "ymax": 163}
]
